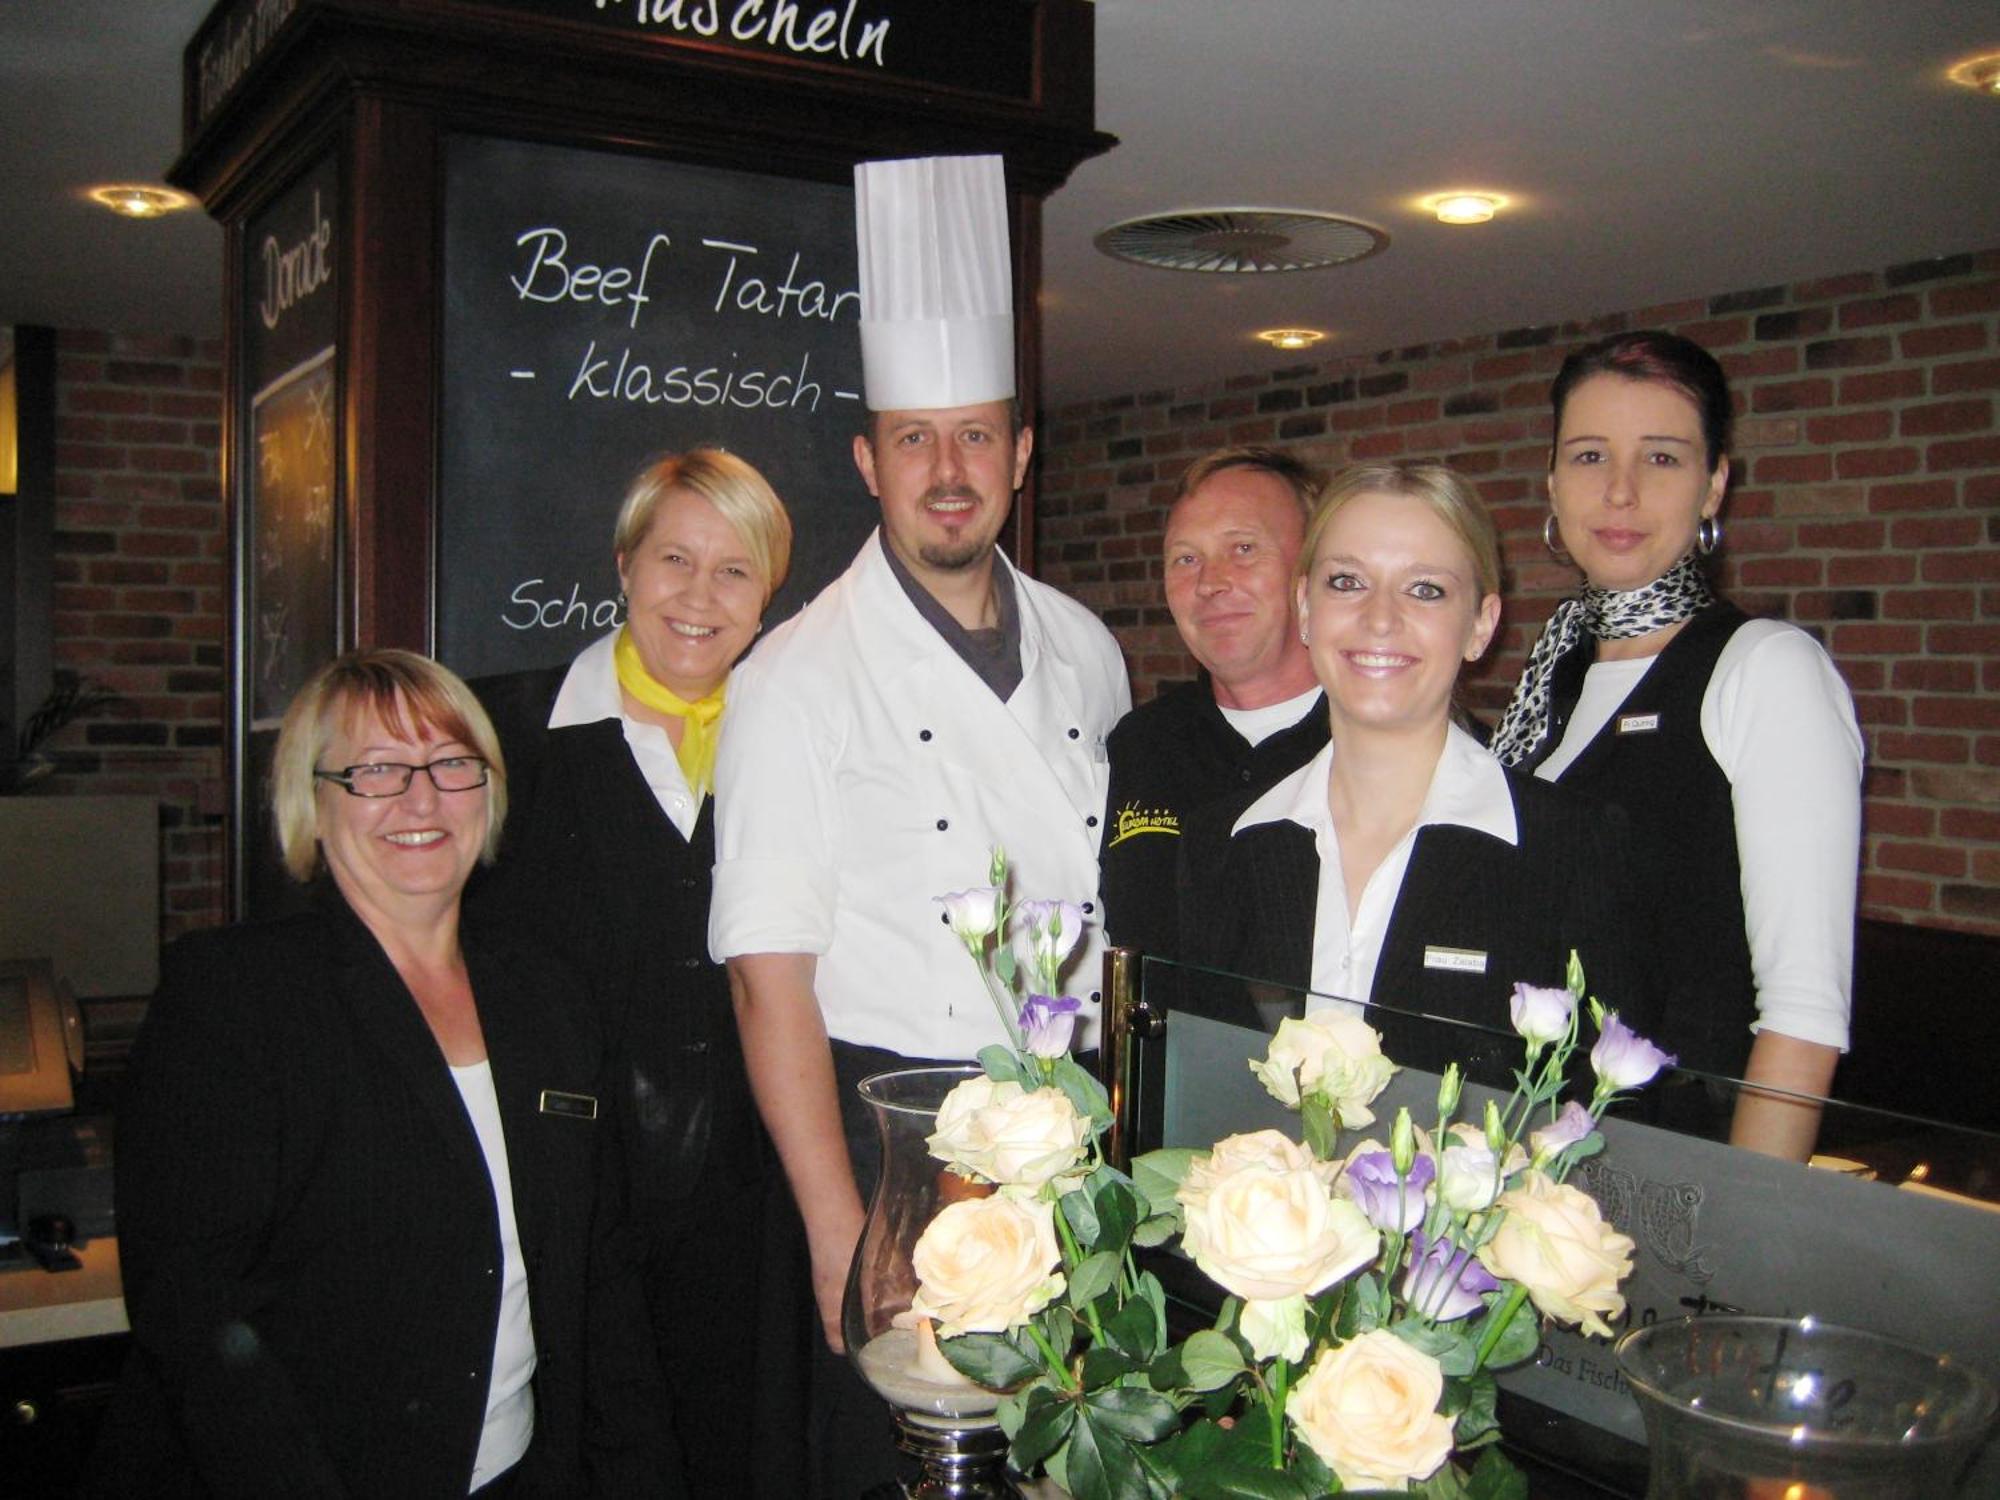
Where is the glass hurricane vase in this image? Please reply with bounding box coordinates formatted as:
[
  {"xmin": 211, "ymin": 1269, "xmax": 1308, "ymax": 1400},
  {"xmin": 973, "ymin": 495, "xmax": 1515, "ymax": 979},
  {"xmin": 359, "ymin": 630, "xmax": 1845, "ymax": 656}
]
[
  {"xmin": 1614, "ymin": 1314, "xmax": 1998, "ymax": 1499},
  {"xmin": 844, "ymin": 1065, "xmax": 1022, "ymax": 1500}
]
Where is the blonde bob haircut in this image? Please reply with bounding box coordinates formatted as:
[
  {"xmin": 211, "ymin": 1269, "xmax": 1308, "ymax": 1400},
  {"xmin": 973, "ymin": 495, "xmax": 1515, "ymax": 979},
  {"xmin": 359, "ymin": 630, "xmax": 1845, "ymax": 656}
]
[
  {"xmin": 1298, "ymin": 460, "xmax": 1503, "ymax": 601},
  {"xmin": 271, "ymin": 649, "xmax": 508, "ymax": 882},
  {"xmin": 611, "ymin": 447, "xmax": 794, "ymax": 603}
]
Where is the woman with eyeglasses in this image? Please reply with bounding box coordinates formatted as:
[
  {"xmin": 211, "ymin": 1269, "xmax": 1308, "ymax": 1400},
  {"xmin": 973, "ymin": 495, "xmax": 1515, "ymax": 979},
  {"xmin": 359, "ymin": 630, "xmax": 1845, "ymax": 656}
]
[
  {"xmin": 1491, "ymin": 330, "xmax": 1863, "ymax": 1160},
  {"xmin": 92, "ymin": 650, "xmax": 675, "ymax": 1498},
  {"xmin": 470, "ymin": 448, "xmax": 803, "ymax": 1498}
]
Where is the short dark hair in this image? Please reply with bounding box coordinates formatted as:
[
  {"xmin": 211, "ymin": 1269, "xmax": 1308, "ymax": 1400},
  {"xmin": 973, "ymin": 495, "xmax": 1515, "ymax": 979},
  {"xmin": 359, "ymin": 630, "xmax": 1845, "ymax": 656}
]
[
  {"xmin": 1172, "ymin": 445, "xmax": 1322, "ymax": 517},
  {"xmin": 1549, "ymin": 329, "xmax": 1732, "ymax": 470}
]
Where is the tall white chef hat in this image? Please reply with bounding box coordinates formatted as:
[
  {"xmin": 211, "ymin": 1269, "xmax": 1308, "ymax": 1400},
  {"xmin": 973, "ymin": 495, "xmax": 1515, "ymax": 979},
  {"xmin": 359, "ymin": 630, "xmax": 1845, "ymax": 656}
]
[{"xmin": 855, "ymin": 154, "xmax": 1014, "ymax": 412}]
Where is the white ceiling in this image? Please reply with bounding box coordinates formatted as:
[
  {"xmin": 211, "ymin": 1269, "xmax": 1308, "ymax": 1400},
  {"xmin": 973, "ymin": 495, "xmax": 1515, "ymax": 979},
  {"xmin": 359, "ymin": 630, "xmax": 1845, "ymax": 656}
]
[{"xmin": 5, "ymin": 1, "xmax": 1999, "ymax": 407}]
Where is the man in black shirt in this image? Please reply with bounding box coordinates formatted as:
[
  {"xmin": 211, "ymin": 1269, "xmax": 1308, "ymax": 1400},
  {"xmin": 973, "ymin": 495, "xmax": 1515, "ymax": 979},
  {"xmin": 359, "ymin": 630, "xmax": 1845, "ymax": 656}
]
[{"xmin": 1101, "ymin": 447, "xmax": 1331, "ymax": 960}]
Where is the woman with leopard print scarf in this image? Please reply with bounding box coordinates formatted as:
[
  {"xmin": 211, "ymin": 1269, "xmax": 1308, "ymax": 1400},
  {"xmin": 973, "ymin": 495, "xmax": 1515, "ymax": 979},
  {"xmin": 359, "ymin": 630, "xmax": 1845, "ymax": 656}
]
[{"xmin": 1492, "ymin": 329, "xmax": 1862, "ymax": 1162}]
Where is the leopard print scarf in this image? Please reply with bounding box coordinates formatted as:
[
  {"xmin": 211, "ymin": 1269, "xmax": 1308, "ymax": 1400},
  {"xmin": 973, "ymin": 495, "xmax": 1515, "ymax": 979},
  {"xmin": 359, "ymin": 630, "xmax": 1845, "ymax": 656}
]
[{"xmin": 1490, "ymin": 551, "xmax": 1716, "ymax": 768}]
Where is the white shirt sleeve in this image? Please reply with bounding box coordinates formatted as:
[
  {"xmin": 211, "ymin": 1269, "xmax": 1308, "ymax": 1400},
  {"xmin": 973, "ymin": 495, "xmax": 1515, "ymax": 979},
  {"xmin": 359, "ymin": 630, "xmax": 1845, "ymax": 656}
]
[
  {"xmin": 706, "ymin": 656, "xmax": 844, "ymax": 962},
  {"xmin": 1701, "ymin": 620, "xmax": 1863, "ymax": 1052}
]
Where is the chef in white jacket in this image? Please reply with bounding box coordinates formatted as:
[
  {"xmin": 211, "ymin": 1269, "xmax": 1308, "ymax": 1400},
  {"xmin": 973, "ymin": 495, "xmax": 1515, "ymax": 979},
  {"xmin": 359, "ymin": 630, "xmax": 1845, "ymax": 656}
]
[{"xmin": 708, "ymin": 155, "xmax": 1129, "ymax": 1498}]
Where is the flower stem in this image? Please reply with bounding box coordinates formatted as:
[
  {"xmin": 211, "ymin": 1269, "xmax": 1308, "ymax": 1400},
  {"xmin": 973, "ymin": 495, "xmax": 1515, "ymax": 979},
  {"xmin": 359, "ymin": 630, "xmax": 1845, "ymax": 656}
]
[
  {"xmin": 1474, "ymin": 1283, "xmax": 1532, "ymax": 1373},
  {"xmin": 976, "ymin": 961, "xmax": 1025, "ymax": 1052},
  {"xmin": 1025, "ymin": 1321, "xmax": 1079, "ymax": 1391},
  {"xmin": 1051, "ymin": 1205, "xmax": 1105, "ymax": 1342},
  {"xmin": 1268, "ymin": 1358, "xmax": 1289, "ymax": 1468}
]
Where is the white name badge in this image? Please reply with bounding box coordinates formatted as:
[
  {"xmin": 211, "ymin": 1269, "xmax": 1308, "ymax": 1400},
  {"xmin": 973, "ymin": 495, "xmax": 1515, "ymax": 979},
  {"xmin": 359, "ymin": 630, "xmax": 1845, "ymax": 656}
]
[
  {"xmin": 1616, "ymin": 713, "xmax": 1661, "ymax": 735},
  {"xmin": 1423, "ymin": 946, "xmax": 1488, "ymax": 975}
]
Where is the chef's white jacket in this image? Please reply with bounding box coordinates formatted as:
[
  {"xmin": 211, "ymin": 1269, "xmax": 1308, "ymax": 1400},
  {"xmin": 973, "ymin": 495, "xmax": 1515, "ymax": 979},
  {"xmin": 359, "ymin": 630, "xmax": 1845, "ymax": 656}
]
[{"xmin": 709, "ymin": 530, "xmax": 1131, "ymax": 1057}]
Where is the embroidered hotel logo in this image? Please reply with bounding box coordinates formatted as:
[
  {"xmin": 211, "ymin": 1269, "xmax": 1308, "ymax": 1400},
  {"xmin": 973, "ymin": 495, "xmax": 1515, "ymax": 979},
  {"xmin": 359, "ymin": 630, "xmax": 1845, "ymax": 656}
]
[{"xmin": 1107, "ymin": 802, "xmax": 1178, "ymax": 847}]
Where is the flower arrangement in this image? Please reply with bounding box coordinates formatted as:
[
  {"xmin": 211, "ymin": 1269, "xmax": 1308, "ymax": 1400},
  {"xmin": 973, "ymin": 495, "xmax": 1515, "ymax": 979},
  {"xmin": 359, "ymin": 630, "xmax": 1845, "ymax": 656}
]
[{"xmin": 909, "ymin": 857, "xmax": 1674, "ymax": 1499}]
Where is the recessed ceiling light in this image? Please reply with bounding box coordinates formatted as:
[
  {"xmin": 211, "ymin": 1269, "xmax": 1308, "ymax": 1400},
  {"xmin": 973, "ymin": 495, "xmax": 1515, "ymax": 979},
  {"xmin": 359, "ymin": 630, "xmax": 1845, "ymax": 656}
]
[
  {"xmin": 1255, "ymin": 328, "xmax": 1327, "ymax": 351},
  {"xmin": 1946, "ymin": 53, "xmax": 2000, "ymax": 95},
  {"xmin": 87, "ymin": 185, "xmax": 192, "ymax": 219},
  {"xmin": 1424, "ymin": 192, "xmax": 1507, "ymax": 225}
]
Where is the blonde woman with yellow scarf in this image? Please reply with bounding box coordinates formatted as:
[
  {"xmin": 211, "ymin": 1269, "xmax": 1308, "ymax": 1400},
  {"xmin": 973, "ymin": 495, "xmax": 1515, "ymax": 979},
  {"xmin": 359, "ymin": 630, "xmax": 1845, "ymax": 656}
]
[{"xmin": 471, "ymin": 447, "xmax": 801, "ymax": 1498}]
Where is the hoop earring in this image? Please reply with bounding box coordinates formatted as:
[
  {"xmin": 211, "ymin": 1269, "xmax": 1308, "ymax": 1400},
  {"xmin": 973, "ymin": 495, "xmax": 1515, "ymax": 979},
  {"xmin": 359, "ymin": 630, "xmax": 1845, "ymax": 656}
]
[
  {"xmin": 1697, "ymin": 516, "xmax": 1723, "ymax": 556},
  {"xmin": 1542, "ymin": 514, "xmax": 1570, "ymax": 561}
]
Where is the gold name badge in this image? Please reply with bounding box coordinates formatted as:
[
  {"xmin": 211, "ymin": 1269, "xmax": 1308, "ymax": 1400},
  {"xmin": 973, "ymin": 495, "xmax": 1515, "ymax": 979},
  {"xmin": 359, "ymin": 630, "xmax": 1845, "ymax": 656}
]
[
  {"xmin": 539, "ymin": 1089, "xmax": 598, "ymax": 1120},
  {"xmin": 1423, "ymin": 946, "xmax": 1488, "ymax": 975}
]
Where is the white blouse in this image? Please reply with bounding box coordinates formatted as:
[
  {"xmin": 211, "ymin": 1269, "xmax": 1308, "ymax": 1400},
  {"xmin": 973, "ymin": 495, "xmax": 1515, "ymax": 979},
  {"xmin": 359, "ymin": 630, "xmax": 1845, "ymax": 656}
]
[{"xmin": 449, "ymin": 1060, "xmax": 536, "ymax": 1492}]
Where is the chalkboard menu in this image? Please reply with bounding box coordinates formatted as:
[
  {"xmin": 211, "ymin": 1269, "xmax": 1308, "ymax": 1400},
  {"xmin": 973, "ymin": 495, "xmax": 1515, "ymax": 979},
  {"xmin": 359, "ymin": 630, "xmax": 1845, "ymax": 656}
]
[{"xmin": 438, "ymin": 134, "xmax": 873, "ymax": 680}]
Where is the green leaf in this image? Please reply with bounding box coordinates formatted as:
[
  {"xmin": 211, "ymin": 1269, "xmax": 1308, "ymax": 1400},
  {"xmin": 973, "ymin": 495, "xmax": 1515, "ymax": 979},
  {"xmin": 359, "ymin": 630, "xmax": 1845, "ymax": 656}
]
[
  {"xmin": 1090, "ymin": 1175, "xmax": 1140, "ymax": 1256},
  {"xmin": 1062, "ymin": 1185, "xmax": 1102, "ymax": 1245},
  {"xmin": 1449, "ymin": 1372, "xmax": 1499, "ymax": 1445},
  {"xmin": 1471, "ymin": 1291, "xmax": 1540, "ymax": 1370},
  {"xmin": 940, "ymin": 1331, "xmax": 1040, "ymax": 1389},
  {"xmin": 1177, "ymin": 1328, "xmax": 1247, "ymax": 1391},
  {"xmin": 1069, "ymin": 1249, "xmax": 1123, "ymax": 1309},
  {"xmin": 1069, "ymin": 1408, "xmax": 1154, "ymax": 1500},
  {"xmin": 1131, "ymin": 1147, "xmax": 1200, "ymax": 1218},
  {"xmin": 1103, "ymin": 1292, "xmax": 1164, "ymax": 1361},
  {"xmin": 1390, "ymin": 1318, "xmax": 1478, "ymax": 1378},
  {"xmin": 1085, "ymin": 1385, "xmax": 1181, "ymax": 1442},
  {"xmin": 1290, "ymin": 1436, "xmax": 1336, "ymax": 1496},
  {"xmin": 1132, "ymin": 1213, "xmax": 1180, "ymax": 1248},
  {"xmin": 1054, "ymin": 1054, "xmax": 1115, "ymax": 1128},
  {"xmin": 1009, "ymin": 1386, "xmax": 1078, "ymax": 1475},
  {"xmin": 1465, "ymin": 1447, "xmax": 1530, "ymax": 1500},
  {"xmin": 1339, "ymin": 1274, "xmax": 1383, "ymax": 1337},
  {"xmin": 995, "ymin": 946, "xmax": 1018, "ymax": 987},
  {"xmin": 1039, "ymin": 1305, "xmax": 1077, "ymax": 1361},
  {"xmin": 1080, "ymin": 1346, "xmax": 1138, "ymax": 1390},
  {"xmin": 978, "ymin": 1043, "xmax": 1029, "ymax": 1086},
  {"xmin": 1301, "ymin": 1095, "xmax": 1340, "ymax": 1161}
]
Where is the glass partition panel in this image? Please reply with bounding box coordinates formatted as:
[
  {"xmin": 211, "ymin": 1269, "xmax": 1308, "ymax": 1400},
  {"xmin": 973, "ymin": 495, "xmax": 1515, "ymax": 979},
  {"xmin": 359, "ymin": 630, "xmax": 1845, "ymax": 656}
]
[{"xmin": 1106, "ymin": 952, "xmax": 2000, "ymax": 1496}]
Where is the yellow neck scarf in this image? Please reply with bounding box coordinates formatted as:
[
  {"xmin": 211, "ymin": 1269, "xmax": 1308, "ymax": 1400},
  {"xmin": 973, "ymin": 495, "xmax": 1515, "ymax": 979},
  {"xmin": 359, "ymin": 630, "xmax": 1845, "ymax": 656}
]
[{"xmin": 613, "ymin": 628, "xmax": 727, "ymax": 796}]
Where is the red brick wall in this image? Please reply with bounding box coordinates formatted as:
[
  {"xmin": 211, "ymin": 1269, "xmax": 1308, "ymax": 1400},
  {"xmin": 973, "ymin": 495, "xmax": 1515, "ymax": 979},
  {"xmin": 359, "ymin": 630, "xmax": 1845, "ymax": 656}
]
[
  {"xmin": 38, "ymin": 328, "xmax": 227, "ymax": 941},
  {"xmin": 1036, "ymin": 248, "xmax": 2000, "ymax": 936}
]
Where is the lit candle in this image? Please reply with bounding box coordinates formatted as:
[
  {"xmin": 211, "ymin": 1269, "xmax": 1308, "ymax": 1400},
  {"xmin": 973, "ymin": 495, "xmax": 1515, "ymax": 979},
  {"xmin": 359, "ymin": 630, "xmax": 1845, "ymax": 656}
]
[{"xmin": 1742, "ymin": 1480, "xmax": 1835, "ymax": 1500}]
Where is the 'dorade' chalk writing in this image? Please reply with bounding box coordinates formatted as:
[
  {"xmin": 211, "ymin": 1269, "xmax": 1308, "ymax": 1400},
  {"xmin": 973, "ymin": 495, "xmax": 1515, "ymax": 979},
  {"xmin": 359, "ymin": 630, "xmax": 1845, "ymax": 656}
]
[
  {"xmin": 259, "ymin": 192, "xmax": 335, "ymax": 332},
  {"xmin": 595, "ymin": 0, "xmax": 890, "ymax": 68},
  {"xmin": 569, "ymin": 344, "xmax": 836, "ymax": 411},
  {"xmin": 503, "ymin": 580, "xmax": 624, "ymax": 633}
]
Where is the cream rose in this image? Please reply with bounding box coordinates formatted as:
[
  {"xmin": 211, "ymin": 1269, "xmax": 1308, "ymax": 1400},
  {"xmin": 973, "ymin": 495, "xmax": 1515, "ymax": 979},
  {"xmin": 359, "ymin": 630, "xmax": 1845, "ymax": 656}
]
[
  {"xmin": 928, "ymin": 1078, "xmax": 1090, "ymax": 1191},
  {"xmin": 909, "ymin": 1194, "xmax": 1066, "ymax": 1336},
  {"xmin": 1178, "ymin": 1129, "xmax": 1332, "ymax": 1216},
  {"xmin": 1178, "ymin": 1161, "xmax": 1378, "ymax": 1303},
  {"xmin": 1476, "ymin": 1170, "xmax": 1635, "ymax": 1338},
  {"xmin": 1250, "ymin": 1011, "xmax": 1397, "ymax": 1126},
  {"xmin": 1286, "ymin": 1330, "xmax": 1454, "ymax": 1491}
]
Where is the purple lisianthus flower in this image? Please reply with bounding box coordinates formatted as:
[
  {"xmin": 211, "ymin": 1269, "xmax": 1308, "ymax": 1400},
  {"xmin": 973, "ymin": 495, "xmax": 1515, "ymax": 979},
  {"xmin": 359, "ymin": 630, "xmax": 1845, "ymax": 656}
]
[
  {"xmin": 1339, "ymin": 1148, "xmax": 1435, "ymax": 1233},
  {"xmin": 1018, "ymin": 993, "xmax": 1082, "ymax": 1059},
  {"xmin": 1530, "ymin": 1100, "xmax": 1597, "ymax": 1162},
  {"xmin": 1590, "ymin": 1011, "xmax": 1677, "ymax": 1093},
  {"xmin": 1402, "ymin": 1229, "xmax": 1502, "ymax": 1321},
  {"xmin": 1509, "ymin": 982, "xmax": 1576, "ymax": 1049}
]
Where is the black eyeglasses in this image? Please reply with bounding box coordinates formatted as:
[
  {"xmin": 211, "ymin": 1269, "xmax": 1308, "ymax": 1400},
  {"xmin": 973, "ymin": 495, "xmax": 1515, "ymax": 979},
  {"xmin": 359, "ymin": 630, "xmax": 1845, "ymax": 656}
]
[{"xmin": 313, "ymin": 757, "xmax": 491, "ymax": 797}]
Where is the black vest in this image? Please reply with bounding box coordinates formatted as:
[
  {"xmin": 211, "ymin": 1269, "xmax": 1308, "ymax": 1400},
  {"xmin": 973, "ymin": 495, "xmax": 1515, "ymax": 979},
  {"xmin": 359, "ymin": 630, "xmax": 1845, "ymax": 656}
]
[{"xmin": 1529, "ymin": 602, "xmax": 1755, "ymax": 1077}]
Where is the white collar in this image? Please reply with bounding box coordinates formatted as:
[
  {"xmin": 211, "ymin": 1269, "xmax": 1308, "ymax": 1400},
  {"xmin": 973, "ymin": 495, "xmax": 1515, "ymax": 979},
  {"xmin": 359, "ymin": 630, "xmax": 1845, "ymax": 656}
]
[
  {"xmin": 1234, "ymin": 721, "xmax": 1517, "ymax": 846},
  {"xmin": 548, "ymin": 630, "xmax": 623, "ymax": 729}
]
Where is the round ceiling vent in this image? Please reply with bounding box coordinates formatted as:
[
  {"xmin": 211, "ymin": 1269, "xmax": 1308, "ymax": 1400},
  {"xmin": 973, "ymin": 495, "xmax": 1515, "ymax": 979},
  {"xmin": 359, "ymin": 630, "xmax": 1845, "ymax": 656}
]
[{"xmin": 1094, "ymin": 209, "xmax": 1388, "ymax": 273}]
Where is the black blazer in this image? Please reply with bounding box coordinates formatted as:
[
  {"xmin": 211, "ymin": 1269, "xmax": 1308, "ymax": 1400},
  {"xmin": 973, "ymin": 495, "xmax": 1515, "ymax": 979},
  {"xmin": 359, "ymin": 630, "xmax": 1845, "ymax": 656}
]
[
  {"xmin": 1181, "ymin": 768, "xmax": 1654, "ymax": 1082},
  {"xmin": 469, "ymin": 666, "xmax": 763, "ymax": 1209},
  {"xmin": 91, "ymin": 893, "xmax": 676, "ymax": 1499}
]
